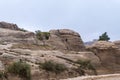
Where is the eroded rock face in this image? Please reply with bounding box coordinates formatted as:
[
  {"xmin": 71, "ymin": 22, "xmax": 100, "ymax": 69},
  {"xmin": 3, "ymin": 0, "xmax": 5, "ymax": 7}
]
[
  {"xmin": 0, "ymin": 21, "xmax": 20, "ymax": 30},
  {"xmin": 0, "ymin": 61, "xmax": 4, "ymax": 70},
  {"xmin": 114, "ymin": 40, "xmax": 120, "ymax": 49},
  {"xmin": 0, "ymin": 28, "xmax": 36, "ymax": 44},
  {"xmin": 0, "ymin": 21, "xmax": 36, "ymax": 44},
  {"xmin": 87, "ymin": 41, "xmax": 120, "ymax": 74},
  {"xmin": 48, "ymin": 29, "xmax": 85, "ymax": 51}
]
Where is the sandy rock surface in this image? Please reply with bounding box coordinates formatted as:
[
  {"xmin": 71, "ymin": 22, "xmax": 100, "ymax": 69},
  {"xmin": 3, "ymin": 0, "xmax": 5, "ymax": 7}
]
[
  {"xmin": 48, "ymin": 29, "xmax": 85, "ymax": 51},
  {"xmin": 61, "ymin": 74, "xmax": 120, "ymax": 80}
]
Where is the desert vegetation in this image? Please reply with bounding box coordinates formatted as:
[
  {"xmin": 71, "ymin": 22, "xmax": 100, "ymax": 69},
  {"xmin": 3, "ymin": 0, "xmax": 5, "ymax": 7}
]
[
  {"xmin": 35, "ymin": 30, "xmax": 50, "ymax": 40},
  {"xmin": 0, "ymin": 71, "xmax": 7, "ymax": 79},
  {"xmin": 7, "ymin": 61, "xmax": 31, "ymax": 80},
  {"xmin": 99, "ymin": 32, "xmax": 110, "ymax": 41},
  {"xmin": 39, "ymin": 61, "xmax": 67, "ymax": 74},
  {"xmin": 19, "ymin": 28, "xmax": 28, "ymax": 32},
  {"xmin": 76, "ymin": 60, "xmax": 97, "ymax": 75},
  {"xmin": 35, "ymin": 30, "xmax": 50, "ymax": 46},
  {"xmin": 0, "ymin": 61, "xmax": 31, "ymax": 80}
]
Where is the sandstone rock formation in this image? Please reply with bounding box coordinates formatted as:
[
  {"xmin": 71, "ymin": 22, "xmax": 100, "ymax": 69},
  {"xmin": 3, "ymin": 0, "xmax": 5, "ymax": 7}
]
[
  {"xmin": 0, "ymin": 21, "xmax": 120, "ymax": 80},
  {"xmin": 0, "ymin": 21, "xmax": 20, "ymax": 30},
  {"xmin": 0, "ymin": 28, "xmax": 36, "ymax": 44},
  {"xmin": 0, "ymin": 21, "xmax": 36, "ymax": 44},
  {"xmin": 0, "ymin": 24, "xmax": 98, "ymax": 80},
  {"xmin": 87, "ymin": 41, "xmax": 120, "ymax": 74},
  {"xmin": 114, "ymin": 40, "xmax": 120, "ymax": 49},
  {"xmin": 48, "ymin": 29, "xmax": 85, "ymax": 51},
  {"xmin": 0, "ymin": 45, "xmax": 98, "ymax": 80}
]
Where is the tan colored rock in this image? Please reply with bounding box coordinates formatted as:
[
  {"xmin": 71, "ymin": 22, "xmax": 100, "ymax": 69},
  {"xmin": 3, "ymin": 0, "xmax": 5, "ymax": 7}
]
[
  {"xmin": 114, "ymin": 40, "xmax": 120, "ymax": 48},
  {"xmin": 0, "ymin": 61, "xmax": 4, "ymax": 70},
  {"xmin": 0, "ymin": 21, "xmax": 20, "ymax": 30},
  {"xmin": 87, "ymin": 41, "xmax": 120, "ymax": 74},
  {"xmin": 89, "ymin": 41, "xmax": 118, "ymax": 49},
  {"xmin": 48, "ymin": 29, "xmax": 85, "ymax": 51},
  {"xmin": 0, "ymin": 28, "xmax": 36, "ymax": 44}
]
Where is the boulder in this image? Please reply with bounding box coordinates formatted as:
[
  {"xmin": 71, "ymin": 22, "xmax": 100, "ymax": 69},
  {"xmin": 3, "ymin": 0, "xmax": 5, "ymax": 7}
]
[
  {"xmin": 48, "ymin": 29, "xmax": 85, "ymax": 51},
  {"xmin": 87, "ymin": 41, "xmax": 120, "ymax": 73},
  {"xmin": 0, "ymin": 21, "xmax": 20, "ymax": 30},
  {"xmin": 114, "ymin": 40, "xmax": 120, "ymax": 49}
]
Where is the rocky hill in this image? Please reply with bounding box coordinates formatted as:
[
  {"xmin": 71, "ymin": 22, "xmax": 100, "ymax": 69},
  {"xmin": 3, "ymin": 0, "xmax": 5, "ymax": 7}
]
[
  {"xmin": 0, "ymin": 21, "xmax": 20, "ymax": 30},
  {"xmin": 48, "ymin": 29, "xmax": 85, "ymax": 51},
  {"xmin": 0, "ymin": 22, "xmax": 119, "ymax": 80}
]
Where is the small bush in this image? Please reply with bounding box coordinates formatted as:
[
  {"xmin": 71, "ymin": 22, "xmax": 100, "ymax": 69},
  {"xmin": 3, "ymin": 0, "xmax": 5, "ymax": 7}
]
[
  {"xmin": 42, "ymin": 32, "xmax": 50, "ymax": 40},
  {"xmin": 19, "ymin": 28, "xmax": 27, "ymax": 32},
  {"xmin": 7, "ymin": 61, "xmax": 31, "ymax": 80},
  {"xmin": 40, "ymin": 61, "xmax": 67, "ymax": 74},
  {"xmin": 76, "ymin": 60, "xmax": 97, "ymax": 75},
  {"xmin": 0, "ymin": 71, "xmax": 4, "ymax": 79},
  {"xmin": 0, "ymin": 71, "xmax": 8, "ymax": 79},
  {"xmin": 74, "ymin": 67, "xmax": 85, "ymax": 75},
  {"xmin": 98, "ymin": 32, "xmax": 110, "ymax": 41},
  {"xmin": 35, "ymin": 30, "xmax": 50, "ymax": 40},
  {"xmin": 76, "ymin": 60, "xmax": 91, "ymax": 69}
]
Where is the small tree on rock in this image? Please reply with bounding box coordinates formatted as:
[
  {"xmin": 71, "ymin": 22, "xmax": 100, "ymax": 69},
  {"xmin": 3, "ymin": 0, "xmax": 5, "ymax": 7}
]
[
  {"xmin": 99, "ymin": 32, "xmax": 110, "ymax": 41},
  {"xmin": 35, "ymin": 30, "xmax": 50, "ymax": 46}
]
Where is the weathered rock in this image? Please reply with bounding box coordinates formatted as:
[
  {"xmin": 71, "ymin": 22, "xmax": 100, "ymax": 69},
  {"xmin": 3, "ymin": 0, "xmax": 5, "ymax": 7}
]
[
  {"xmin": 87, "ymin": 41, "xmax": 120, "ymax": 74},
  {"xmin": 0, "ymin": 21, "xmax": 20, "ymax": 30},
  {"xmin": 89, "ymin": 41, "xmax": 118, "ymax": 49},
  {"xmin": 55, "ymin": 51, "xmax": 101, "ymax": 67},
  {"xmin": 48, "ymin": 29, "xmax": 85, "ymax": 51},
  {"xmin": 114, "ymin": 40, "xmax": 120, "ymax": 48},
  {"xmin": 0, "ymin": 60, "xmax": 4, "ymax": 70},
  {"xmin": 0, "ymin": 28, "xmax": 36, "ymax": 44}
]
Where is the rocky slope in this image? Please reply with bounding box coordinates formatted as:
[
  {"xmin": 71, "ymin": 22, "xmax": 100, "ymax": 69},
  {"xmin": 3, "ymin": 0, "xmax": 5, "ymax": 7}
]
[
  {"xmin": 0, "ymin": 27, "xmax": 35, "ymax": 44},
  {"xmin": 0, "ymin": 22, "xmax": 96, "ymax": 80},
  {"xmin": 87, "ymin": 41, "xmax": 120, "ymax": 74},
  {"xmin": 0, "ymin": 21, "xmax": 21, "ymax": 30},
  {"xmin": 48, "ymin": 29, "xmax": 85, "ymax": 51},
  {"xmin": 0, "ymin": 22, "xmax": 119, "ymax": 80}
]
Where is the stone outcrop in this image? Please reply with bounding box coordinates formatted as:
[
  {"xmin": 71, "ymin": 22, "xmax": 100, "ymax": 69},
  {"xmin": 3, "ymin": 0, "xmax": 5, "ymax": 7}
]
[
  {"xmin": 114, "ymin": 40, "xmax": 120, "ymax": 49},
  {"xmin": 0, "ymin": 21, "xmax": 36, "ymax": 44},
  {"xmin": 48, "ymin": 29, "xmax": 85, "ymax": 51},
  {"xmin": 0, "ymin": 21, "xmax": 20, "ymax": 30},
  {"xmin": 0, "ymin": 28, "xmax": 36, "ymax": 44},
  {"xmin": 87, "ymin": 41, "xmax": 120, "ymax": 74},
  {"xmin": 0, "ymin": 21, "xmax": 120, "ymax": 79}
]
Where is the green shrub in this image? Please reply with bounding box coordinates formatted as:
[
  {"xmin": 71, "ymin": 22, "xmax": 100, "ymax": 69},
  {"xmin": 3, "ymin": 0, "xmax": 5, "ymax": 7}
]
[
  {"xmin": 76, "ymin": 60, "xmax": 97, "ymax": 75},
  {"xmin": 42, "ymin": 32, "xmax": 50, "ymax": 40},
  {"xmin": 0, "ymin": 71, "xmax": 8, "ymax": 79},
  {"xmin": 40, "ymin": 61, "xmax": 67, "ymax": 74},
  {"xmin": 76, "ymin": 60, "xmax": 90, "ymax": 69},
  {"xmin": 19, "ymin": 28, "xmax": 27, "ymax": 32},
  {"xmin": 35, "ymin": 30, "xmax": 50, "ymax": 40},
  {"xmin": 74, "ymin": 67, "xmax": 85, "ymax": 75},
  {"xmin": 7, "ymin": 61, "xmax": 31, "ymax": 80},
  {"xmin": 98, "ymin": 32, "xmax": 110, "ymax": 41},
  {"xmin": 0, "ymin": 71, "xmax": 4, "ymax": 79}
]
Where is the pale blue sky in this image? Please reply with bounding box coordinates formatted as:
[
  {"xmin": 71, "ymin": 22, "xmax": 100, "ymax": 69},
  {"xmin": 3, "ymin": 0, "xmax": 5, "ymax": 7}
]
[{"xmin": 0, "ymin": 0, "xmax": 120, "ymax": 41}]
